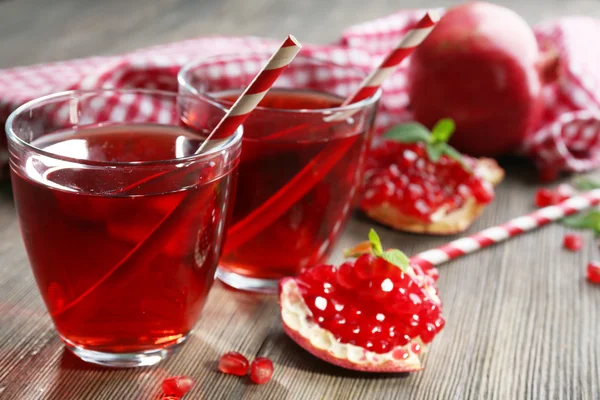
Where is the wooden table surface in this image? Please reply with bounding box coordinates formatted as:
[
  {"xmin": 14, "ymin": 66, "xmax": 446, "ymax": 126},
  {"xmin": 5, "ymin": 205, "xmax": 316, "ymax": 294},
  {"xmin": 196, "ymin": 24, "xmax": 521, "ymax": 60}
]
[{"xmin": 1, "ymin": 0, "xmax": 600, "ymax": 399}]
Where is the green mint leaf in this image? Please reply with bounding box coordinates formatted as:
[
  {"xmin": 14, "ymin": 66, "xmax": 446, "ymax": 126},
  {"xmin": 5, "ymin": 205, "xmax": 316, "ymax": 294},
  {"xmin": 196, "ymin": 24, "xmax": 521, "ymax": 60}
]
[
  {"xmin": 561, "ymin": 210, "xmax": 600, "ymax": 229},
  {"xmin": 368, "ymin": 229, "xmax": 383, "ymax": 255},
  {"xmin": 385, "ymin": 123, "xmax": 431, "ymax": 144},
  {"xmin": 426, "ymin": 143, "xmax": 445, "ymax": 162},
  {"xmin": 381, "ymin": 249, "xmax": 409, "ymax": 272},
  {"xmin": 573, "ymin": 176, "xmax": 600, "ymax": 191},
  {"xmin": 430, "ymin": 118, "xmax": 456, "ymax": 144},
  {"xmin": 442, "ymin": 145, "xmax": 464, "ymax": 163}
]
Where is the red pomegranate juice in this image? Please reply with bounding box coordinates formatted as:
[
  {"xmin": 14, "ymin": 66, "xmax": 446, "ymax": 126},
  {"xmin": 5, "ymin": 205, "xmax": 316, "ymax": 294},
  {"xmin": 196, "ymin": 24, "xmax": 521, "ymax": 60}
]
[
  {"xmin": 11, "ymin": 125, "xmax": 236, "ymax": 353},
  {"xmin": 218, "ymin": 89, "xmax": 371, "ymax": 280}
]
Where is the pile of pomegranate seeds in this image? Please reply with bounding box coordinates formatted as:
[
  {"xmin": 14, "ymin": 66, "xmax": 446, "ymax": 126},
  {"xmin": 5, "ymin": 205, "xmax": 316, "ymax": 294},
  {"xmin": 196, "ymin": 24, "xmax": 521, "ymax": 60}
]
[
  {"xmin": 563, "ymin": 233, "xmax": 584, "ymax": 252},
  {"xmin": 295, "ymin": 253, "xmax": 444, "ymax": 353},
  {"xmin": 587, "ymin": 262, "xmax": 600, "ymax": 283},
  {"xmin": 533, "ymin": 184, "xmax": 574, "ymax": 208},
  {"xmin": 218, "ymin": 352, "xmax": 274, "ymax": 384},
  {"xmin": 161, "ymin": 376, "xmax": 194, "ymax": 399},
  {"xmin": 362, "ymin": 141, "xmax": 493, "ymax": 222}
]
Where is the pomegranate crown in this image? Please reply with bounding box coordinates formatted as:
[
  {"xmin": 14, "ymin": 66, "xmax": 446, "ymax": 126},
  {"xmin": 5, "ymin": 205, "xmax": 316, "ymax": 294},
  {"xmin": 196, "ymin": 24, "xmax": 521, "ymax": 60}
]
[
  {"xmin": 344, "ymin": 229, "xmax": 410, "ymax": 272},
  {"xmin": 384, "ymin": 118, "xmax": 465, "ymax": 166}
]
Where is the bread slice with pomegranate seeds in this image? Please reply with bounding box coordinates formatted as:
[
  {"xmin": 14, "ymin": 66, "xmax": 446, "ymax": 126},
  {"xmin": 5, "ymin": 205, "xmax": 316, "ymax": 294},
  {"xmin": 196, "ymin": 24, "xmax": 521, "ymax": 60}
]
[{"xmin": 364, "ymin": 157, "xmax": 504, "ymax": 235}]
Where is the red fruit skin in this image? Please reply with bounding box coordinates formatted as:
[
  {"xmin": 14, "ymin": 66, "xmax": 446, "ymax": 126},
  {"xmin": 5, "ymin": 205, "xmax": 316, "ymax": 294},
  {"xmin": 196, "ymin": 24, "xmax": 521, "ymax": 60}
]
[
  {"xmin": 408, "ymin": 2, "xmax": 545, "ymax": 156},
  {"xmin": 279, "ymin": 278, "xmax": 424, "ymax": 373},
  {"xmin": 282, "ymin": 323, "xmax": 422, "ymax": 372},
  {"xmin": 250, "ymin": 357, "xmax": 274, "ymax": 384},
  {"xmin": 162, "ymin": 376, "xmax": 194, "ymax": 397}
]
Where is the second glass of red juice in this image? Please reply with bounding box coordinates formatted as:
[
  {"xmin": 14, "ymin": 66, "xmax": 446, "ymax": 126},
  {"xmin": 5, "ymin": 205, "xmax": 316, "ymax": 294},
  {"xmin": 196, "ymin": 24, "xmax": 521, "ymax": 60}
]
[
  {"xmin": 6, "ymin": 89, "xmax": 242, "ymax": 367},
  {"xmin": 179, "ymin": 54, "xmax": 381, "ymax": 292}
]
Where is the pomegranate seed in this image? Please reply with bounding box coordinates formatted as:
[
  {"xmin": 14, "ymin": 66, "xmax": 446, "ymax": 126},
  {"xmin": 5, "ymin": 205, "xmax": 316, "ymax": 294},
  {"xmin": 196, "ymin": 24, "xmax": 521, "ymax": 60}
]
[
  {"xmin": 534, "ymin": 188, "xmax": 554, "ymax": 208},
  {"xmin": 410, "ymin": 342, "xmax": 422, "ymax": 354},
  {"xmin": 395, "ymin": 333, "xmax": 411, "ymax": 346},
  {"xmin": 354, "ymin": 254, "xmax": 376, "ymax": 280},
  {"xmin": 392, "ymin": 348, "xmax": 409, "ymax": 360},
  {"xmin": 587, "ymin": 261, "xmax": 600, "ymax": 284},
  {"xmin": 218, "ymin": 352, "xmax": 249, "ymax": 376},
  {"xmin": 470, "ymin": 181, "xmax": 494, "ymax": 203},
  {"xmin": 162, "ymin": 376, "xmax": 194, "ymax": 398},
  {"xmin": 250, "ymin": 357, "xmax": 274, "ymax": 384},
  {"xmin": 563, "ymin": 233, "xmax": 584, "ymax": 252},
  {"xmin": 434, "ymin": 318, "xmax": 445, "ymax": 330},
  {"xmin": 374, "ymin": 340, "xmax": 391, "ymax": 353},
  {"xmin": 393, "ymin": 290, "xmax": 423, "ymax": 315},
  {"xmin": 420, "ymin": 323, "xmax": 437, "ymax": 343},
  {"xmin": 337, "ymin": 262, "xmax": 358, "ymax": 289}
]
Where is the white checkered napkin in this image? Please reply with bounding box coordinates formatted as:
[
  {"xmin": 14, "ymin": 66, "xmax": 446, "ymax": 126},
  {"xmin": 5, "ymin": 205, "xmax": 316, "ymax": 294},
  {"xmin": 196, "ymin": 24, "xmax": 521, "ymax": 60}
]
[
  {"xmin": 523, "ymin": 17, "xmax": 600, "ymax": 174},
  {"xmin": 1, "ymin": 12, "xmax": 600, "ymax": 179}
]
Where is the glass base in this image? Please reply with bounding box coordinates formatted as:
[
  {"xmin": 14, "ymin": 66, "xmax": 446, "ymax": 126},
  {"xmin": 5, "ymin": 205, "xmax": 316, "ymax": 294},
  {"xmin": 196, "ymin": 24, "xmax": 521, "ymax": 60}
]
[
  {"xmin": 61, "ymin": 334, "xmax": 189, "ymax": 368},
  {"xmin": 216, "ymin": 267, "xmax": 279, "ymax": 294}
]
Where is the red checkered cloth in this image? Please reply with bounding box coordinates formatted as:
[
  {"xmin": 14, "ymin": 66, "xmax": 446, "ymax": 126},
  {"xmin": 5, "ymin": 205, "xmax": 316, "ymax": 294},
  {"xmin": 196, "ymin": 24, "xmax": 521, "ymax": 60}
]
[{"xmin": 1, "ymin": 10, "xmax": 599, "ymax": 178}]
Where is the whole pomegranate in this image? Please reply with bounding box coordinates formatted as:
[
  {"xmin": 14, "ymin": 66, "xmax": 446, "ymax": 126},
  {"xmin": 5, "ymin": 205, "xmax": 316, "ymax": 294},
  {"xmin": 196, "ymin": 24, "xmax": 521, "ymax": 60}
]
[{"xmin": 408, "ymin": 2, "xmax": 550, "ymax": 156}]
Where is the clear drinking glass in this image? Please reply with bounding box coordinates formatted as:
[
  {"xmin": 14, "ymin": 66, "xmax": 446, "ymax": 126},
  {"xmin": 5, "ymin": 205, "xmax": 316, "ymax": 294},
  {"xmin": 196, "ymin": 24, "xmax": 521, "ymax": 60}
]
[
  {"xmin": 6, "ymin": 89, "xmax": 242, "ymax": 367},
  {"xmin": 179, "ymin": 54, "xmax": 381, "ymax": 293}
]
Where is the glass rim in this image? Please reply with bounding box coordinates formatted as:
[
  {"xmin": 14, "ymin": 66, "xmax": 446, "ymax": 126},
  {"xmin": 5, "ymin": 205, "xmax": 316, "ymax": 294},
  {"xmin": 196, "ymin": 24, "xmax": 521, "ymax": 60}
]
[
  {"xmin": 177, "ymin": 52, "xmax": 382, "ymax": 115},
  {"xmin": 5, "ymin": 88, "xmax": 244, "ymax": 168}
]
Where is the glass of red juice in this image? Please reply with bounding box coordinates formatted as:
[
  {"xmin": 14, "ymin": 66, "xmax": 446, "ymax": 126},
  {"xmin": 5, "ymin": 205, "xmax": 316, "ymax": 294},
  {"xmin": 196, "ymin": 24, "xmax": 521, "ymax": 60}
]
[
  {"xmin": 5, "ymin": 89, "xmax": 242, "ymax": 367},
  {"xmin": 179, "ymin": 54, "xmax": 381, "ymax": 292}
]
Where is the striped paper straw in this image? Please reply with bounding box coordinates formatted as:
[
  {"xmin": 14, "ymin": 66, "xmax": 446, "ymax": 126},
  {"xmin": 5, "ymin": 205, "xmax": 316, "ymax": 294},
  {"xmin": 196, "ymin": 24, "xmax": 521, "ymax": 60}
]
[
  {"xmin": 327, "ymin": 10, "xmax": 439, "ymax": 121},
  {"xmin": 345, "ymin": 11, "xmax": 439, "ymax": 105},
  {"xmin": 409, "ymin": 189, "xmax": 600, "ymax": 270},
  {"xmin": 195, "ymin": 34, "xmax": 302, "ymax": 153}
]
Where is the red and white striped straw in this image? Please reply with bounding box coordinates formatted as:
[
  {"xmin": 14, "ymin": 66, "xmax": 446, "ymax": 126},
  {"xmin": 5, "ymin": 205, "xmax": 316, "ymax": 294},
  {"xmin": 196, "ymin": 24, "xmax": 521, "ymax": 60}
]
[
  {"xmin": 326, "ymin": 11, "xmax": 439, "ymax": 122},
  {"xmin": 344, "ymin": 11, "xmax": 439, "ymax": 106},
  {"xmin": 195, "ymin": 34, "xmax": 302, "ymax": 153},
  {"xmin": 409, "ymin": 189, "xmax": 600, "ymax": 270}
]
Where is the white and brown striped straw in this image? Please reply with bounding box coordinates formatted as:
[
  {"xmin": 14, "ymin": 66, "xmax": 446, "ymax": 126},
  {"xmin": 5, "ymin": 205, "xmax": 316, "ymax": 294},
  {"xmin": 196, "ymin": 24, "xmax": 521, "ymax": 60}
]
[
  {"xmin": 195, "ymin": 34, "xmax": 302, "ymax": 153},
  {"xmin": 409, "ymin": 189, "xmax": 600, "ymax": 270}
]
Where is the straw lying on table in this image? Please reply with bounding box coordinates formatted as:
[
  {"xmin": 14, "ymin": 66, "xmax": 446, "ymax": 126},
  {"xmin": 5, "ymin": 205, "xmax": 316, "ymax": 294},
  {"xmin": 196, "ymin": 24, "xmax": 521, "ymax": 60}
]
[
  {"xmin": 224, "ymin": 11, "xmax": 441, "ymax": 251},
  {"xmin": 409, "ymin": 189, "xmax": 600, "ymax": 270}
]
